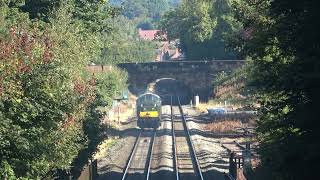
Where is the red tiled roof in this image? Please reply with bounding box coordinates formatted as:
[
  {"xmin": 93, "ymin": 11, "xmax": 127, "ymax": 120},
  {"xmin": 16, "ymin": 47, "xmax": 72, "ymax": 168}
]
[
  {"xmin": 138, "ymin": 29, "xmax": 167, "ymax": 41},
  {"xmin": 138, "ymin": 29, "xmax": 158, "ymax": 40}
]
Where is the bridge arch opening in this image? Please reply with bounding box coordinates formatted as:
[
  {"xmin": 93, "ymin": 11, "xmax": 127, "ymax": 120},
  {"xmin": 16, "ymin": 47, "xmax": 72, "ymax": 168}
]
[{"xmin": 149, "ymin": 78, "xmax": 192, "ymax": 105}]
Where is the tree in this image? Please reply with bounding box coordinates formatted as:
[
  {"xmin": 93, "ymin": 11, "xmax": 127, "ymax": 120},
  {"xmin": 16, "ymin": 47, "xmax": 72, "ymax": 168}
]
[
  {"xmin": 0, "ymin": 24, "xmax": 91, "ymax": 178},
  {"xmin": 18, "ymin": 0, "xmax": 118, "ymax": 33},
  {"xmin": 0, "ymin": 1, "xmax": 128, "ymax": 178},
  {"xmin": 21, "ymin": 0, "xmax": 61, "ymax": 21},
  {"xmin": 146, "ymin": 0, "xmax": 169, "ymax": 20},
  {"xmin": 232, "ymin": 0, "xmax": 320, "ymax": 179},
  {"xmin": 168, "ymin": 0, "xmax": 181, "ymax": 7},
  {"xmin": 73, "ymin": 0, "xmax": 118, "ymax": 33},
  {"xmin": 121, "ymin": 0, "xmax": 148, "ymax": 19},
  {"xmin": 97, "ymin": 15, "xmax": 156, "ymax": 64},
  {"xmin": 160, "ymin": 0, "xmax": 241, "ymax": 60},
  {"xmin": 118, "ymin": 0, "xmax": 175, "ymax": 29}
]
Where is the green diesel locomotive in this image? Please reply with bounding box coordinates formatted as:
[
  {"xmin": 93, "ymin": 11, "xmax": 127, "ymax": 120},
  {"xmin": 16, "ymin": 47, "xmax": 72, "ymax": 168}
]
[{"xmin": 136, "ymin": 93, "xmax": 162, "ymax": 129}]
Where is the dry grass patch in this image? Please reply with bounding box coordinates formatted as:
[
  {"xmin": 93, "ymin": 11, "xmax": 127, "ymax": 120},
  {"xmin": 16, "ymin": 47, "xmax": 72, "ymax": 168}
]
[
  {"xmin": 195, "ymin": 103, "xmax": 209, "ymax": 113},
  {"xmin": 206, "ymin": 120, "xmax": 243, "ymax": 133},
  {"xmin": 195, "ymin": 103, "xmax": 223, "ymax": 113},
  {"xmin": 94, "ymin": 138, "xmax": 117, "ymax": 159}
]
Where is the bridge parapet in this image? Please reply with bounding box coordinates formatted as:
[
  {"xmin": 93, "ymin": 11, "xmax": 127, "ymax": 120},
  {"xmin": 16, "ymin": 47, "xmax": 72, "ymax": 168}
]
[{"xmin": 118, "ymin": 60, "xmax": 244, "ymax": 73}]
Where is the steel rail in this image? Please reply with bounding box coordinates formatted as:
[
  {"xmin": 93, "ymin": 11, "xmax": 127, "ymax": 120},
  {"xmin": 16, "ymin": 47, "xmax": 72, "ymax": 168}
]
[
  {"xmin": 146, "ymin": 130, "xmax": 156, "ymax": 180},
  {"xmin": 121, "ymin": 129, "xmax": 157, "ymax": 180},
  {"xmin": 121, "ymin": 130, "xmax": 143, "ymax": 180},
  {"xmin": 171, "ymin": 96, "xmax": 180, "ymax": 180},
  {"xmin": 177, "ymin": 96, "xmax": 205, "ymax": 180}
]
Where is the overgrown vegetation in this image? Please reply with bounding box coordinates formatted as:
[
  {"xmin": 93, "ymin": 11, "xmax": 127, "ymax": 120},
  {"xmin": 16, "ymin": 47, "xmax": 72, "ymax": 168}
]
[
  {"xmin": 97, "ymin": 15, "xmax": 156, "ymax": 64},
  {"xmin": 109, "ymin": 0, "xmax": 181, "ymax": 30},
  {"xmin": 160, "ymin": 0, "xmax": 241, "ymax": 60},
  {"xmin": 212, "ymin": 67, "xmax": 252, "ymax": 108},
  {"xmin": 231, "ymin": 1, "xmax": 320, "ymax": 179},
  {"xmin": 0, "ymin": 1, "xmax": 129, "ymax": 179}
]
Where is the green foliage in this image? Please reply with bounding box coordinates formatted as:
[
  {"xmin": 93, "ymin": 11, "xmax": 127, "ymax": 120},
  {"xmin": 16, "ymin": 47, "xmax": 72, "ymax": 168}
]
[
  {"xmin": 0, "ymin": 161, "xmax": 16, "ymax": 180},
  {"xmin": 212, "ymin": 65, "xmax": 251, "ymax": 106},
  {"xmin": 213, "ymin": 65, "xmax": 248, "ymax": 87},
  {"xmin": 19, "ymin": 0, "xmax": 117, "ymax": 31},
  {"xmin": 21, "ymin": 0, "xmax": 61, "ymax": 21},
  {"xmin": 99, "ymin": 0, "xmax": 177, "ymax": 64},
  {"xmin": 0, "ymin": 24, "xmax": 88, "ymax": 178},
  {"xmin": 70, "ymin": 69, "xmax": 127, "ymax": 178},
  {"xmin": 97, "ymin": 15, "xmax": 156, "ymax": 64},
  {"xmin": 137, "ymin": 20, "xmax": 155, "ymax": 30},
  {"xmin": 0, "ymin": 0, "xmax": 128, "ymax": 179},
  {"xmin": 95, "ymin": 68, "xmax": 128, "ymax": 105},
  {"xmin": 121, "ymin": 0, "xmax": 169, "ymax": 20},
  {"xmin": 232, "ymin": 0, "xmax": 320, "ymax": 179},
  {"xmin": 147, "ymin": 0, "xmax": 170, "ymax": 20},
  {"xmin": 121, "ymin": 0, "xmax": 148, "ymax": 19},
  {"xmin": 73, "ymin": 0, "xmax": 118, "ymax": 33},
  {"xmin": 110, "ymin": 0, "xmax": 179, "ymax": 30},
  {"xmin": 160, "ymin": 0, "xmax": 241, "ymax": 60},
  {"xmin": 168, "ymin": 0, "xmax": 181, "ymax": 7}
]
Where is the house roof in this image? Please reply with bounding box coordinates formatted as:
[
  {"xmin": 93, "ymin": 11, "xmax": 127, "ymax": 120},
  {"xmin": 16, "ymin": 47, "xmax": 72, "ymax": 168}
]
[
  {"xmin": 138, "ymin": 29, "xmax": 167, "ymax": 41},
  {"xmin": 138, "ymin": 29, "xmax": 158, "ymax": 40}
]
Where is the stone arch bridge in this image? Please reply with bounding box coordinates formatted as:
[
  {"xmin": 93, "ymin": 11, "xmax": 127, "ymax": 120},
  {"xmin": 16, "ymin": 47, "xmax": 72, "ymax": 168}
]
[{"xmin": 117, "ymin": 60, "xmax": 244, "ymax": 101}]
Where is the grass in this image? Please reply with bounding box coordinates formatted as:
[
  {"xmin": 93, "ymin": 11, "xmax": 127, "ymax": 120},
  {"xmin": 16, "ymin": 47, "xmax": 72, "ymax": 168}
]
[
  {"xmin": 94, "ymin": 138, "xmax": 117, "ymax": 159},
  {"xmin": 195, "ymin": 101, "xmax": 230, "ymax": 112},
  {"xmin": 205, "ymin": 120, "xmax": 243, "ymax": 133},
  {"xmin": 195, "ymin": 101, "xmax": 246, "ymax": 114}
]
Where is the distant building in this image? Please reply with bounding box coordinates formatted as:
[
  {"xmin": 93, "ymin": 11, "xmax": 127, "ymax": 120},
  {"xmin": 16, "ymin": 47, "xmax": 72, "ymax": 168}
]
[
  {"xmin": 170, "ymin": 48, "xmax": 181, "ymax": 59},
  {"xmin": 138, "ymin": 29, "xmax": 182, "ymax": 61},
  {"xmin": 155, "ymin": 42, "xmax": 182, "ymax": 61},
  {"xmin": 138, "ymin": 29, "xmax": 167, "ymax": 41}
]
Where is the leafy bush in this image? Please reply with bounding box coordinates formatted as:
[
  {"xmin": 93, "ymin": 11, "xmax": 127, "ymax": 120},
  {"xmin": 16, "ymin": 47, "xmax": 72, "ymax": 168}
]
[
  {"xmin": 0, "ymin": 1, "xmax": 128, "ymax": 178},
  {"xmin": 0, "ymin": 24, "xmax": 91, "ymax": 178},
  {"xmin": 232, "ymin": 0, "xmax": 320, "ymax": 179}
]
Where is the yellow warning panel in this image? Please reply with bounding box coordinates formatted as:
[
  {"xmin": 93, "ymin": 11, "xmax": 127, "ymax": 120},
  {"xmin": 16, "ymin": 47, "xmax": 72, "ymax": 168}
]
[{"xmin": 139, "ymin": 111, "xmax": 159, "ymax": 118}]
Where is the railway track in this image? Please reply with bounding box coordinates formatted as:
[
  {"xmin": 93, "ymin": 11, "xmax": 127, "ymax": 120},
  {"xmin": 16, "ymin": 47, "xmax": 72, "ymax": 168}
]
[
  {"xmin": 121, "ymin": 129, "xmax": 156, "ymax": 180},
  {"xmin": 171, "ymin": 96, "xmax": 204, "ymax": 180},
  {"xmin": 121, "ymin": 96, "xmax": 204, "ymax": 180}
]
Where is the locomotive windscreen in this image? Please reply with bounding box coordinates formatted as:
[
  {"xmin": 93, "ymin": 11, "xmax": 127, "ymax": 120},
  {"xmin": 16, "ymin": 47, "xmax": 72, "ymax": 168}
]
[{"xmin": 137, "ymin": 94, "xmax": 161, "ymax": 107}]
